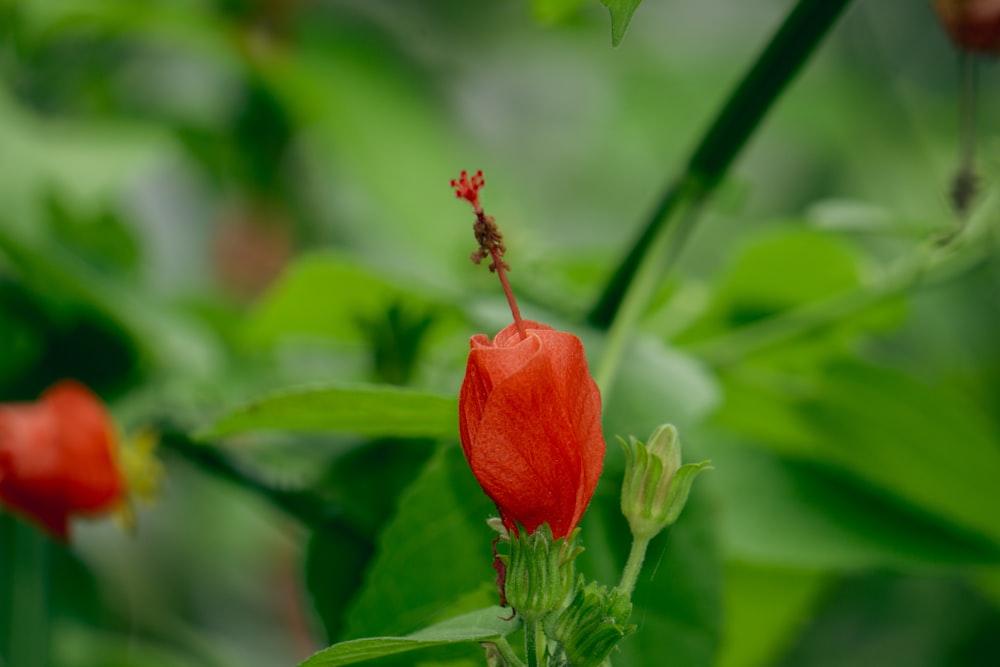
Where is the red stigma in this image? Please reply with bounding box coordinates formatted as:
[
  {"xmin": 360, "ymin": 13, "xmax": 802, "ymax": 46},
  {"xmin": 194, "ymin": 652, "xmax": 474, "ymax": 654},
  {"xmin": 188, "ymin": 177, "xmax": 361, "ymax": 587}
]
[{"xmin": 450, "ymin": 170, "xmax": 485, "ymax": 212}]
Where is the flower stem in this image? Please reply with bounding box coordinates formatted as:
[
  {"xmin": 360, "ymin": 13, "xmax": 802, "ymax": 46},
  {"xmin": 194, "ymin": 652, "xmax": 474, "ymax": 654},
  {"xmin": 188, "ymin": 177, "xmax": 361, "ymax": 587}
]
[
  {"xmin": 493, "ymin": 636, "xmax": 527, "ymax": 667},
  {"xmin": 589, "ymin": 0, "xmax": 854, "ymax": 329},
  {"xmin": 617, "ymin": 534, "xmax": 652, "ymax": 599},
  {"xmin": 594, "ymin": 195, "xmax": 701, "ymax": 394},
  {"xmin": 524, "ymin": 617, "xmax": 541, "ymax": 667}
]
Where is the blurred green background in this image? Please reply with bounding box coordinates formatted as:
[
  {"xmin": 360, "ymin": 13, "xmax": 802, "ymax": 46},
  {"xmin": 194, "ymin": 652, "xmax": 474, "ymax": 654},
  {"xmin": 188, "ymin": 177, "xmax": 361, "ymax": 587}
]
[{"xmin": 2, "ymin": 0, "xmax": 1000, "ymax": 666}]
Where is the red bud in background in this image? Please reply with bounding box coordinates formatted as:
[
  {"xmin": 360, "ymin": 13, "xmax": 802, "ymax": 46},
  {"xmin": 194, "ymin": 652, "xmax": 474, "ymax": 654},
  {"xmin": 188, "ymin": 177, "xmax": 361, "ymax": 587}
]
[
  {"xmin": 459, "ymin": 320, "xmax": 604, "ymax": 539},
  {"xmin": 0, "ymin": 380, "xmax": 126, "ymax": 540},
  {"xmin": 935, "ymin": 0, "xmax": 1000, "ymax": 54}
]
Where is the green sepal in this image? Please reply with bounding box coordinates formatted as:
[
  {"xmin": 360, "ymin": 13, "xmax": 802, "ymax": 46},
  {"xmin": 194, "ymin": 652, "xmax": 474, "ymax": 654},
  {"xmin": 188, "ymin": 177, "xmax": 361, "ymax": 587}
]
[
  {"xmin": 504, "ymin": 524, "xmax": 581, "ymax": 624},
  {"xmin": 549, "ymin": 577, "xmax": 635, "ymax": 667}
]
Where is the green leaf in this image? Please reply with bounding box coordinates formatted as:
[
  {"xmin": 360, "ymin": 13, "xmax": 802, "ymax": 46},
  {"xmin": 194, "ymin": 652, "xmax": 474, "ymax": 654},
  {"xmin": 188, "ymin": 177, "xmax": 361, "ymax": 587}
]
[
  {"xmin": 342, "ymin": 445, "xmax": 497, "ymax": 640},
  {"xmin": 603, "ymin": 335, "xmax": 721, "ymax": 446},
  {"xmin": 306, "ymin": 438, "xmax": 435, "ymax": 640},
  {"xmin": 51, "ymin": 624, "xmax": 204, "ymax": 667},
  {"xmin": 601, "ymin": 0, "xmax": 644, "ymax": 46},
  {"xmin": 197, "ymin": 383, "xmax": 458, "ymax": 440},
  {"xmin": 298, "ymin": 606, "xmax": 519, "ymax": 667},
  {"xmin": 676, "ymin": 229, "xmax": 864, "ymax": 346},
  {"xmin": 244, "ymin": 252, "xmax": 460, "ymax": 348},
  {"xmin": 531, "ymin": 0, "xmax": 589, "ymax": 23},
  {"xmin": 777, "ymin": 573, "xmax": 1000, "ymax": 666},
  {"xmin": 715, "ymin": 361, "xmax": 1000, "ymax": 562},
  {"xmin": 306, "ymin": 526, "xmax": 374, "ymax": 644},
  {"xmin": 717, "ymin": 562, "xmax": 828, "ymax": 667},
  {"xmin": 801, "ymin": 364, "xmax": 1000, "ymax": 547},
  {"xmin": 0, "ymin": 220, "xmax": 218, "ymax": 381},
  {"xmin": 709, "ymin": 438, "xmax": 1000, "ymax": 569}
]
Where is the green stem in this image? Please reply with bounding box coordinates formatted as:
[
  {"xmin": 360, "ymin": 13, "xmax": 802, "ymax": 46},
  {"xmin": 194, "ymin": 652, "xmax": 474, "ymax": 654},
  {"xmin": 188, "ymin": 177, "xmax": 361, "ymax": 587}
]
[
  {"xmin": 594, "ymin": 196, "xmax": 702, "ymax": 394},
  {"xmin": 492, "ymin": 636, "xmax": 527, "ymax": 667},
  {"xmin": 589, "ymin": 0, "xmax": 854, "ymax": 329},
  {"xmin": 951, "ymin": 51, "xmax": 979, "ymax": 217},
  {"xmin": 524, "ymin": 618, "xmax": 541, "ymax": 667},
  {"xmin": 617, "ymin": 535, "xmax": 651, "ymax": 599},
  {"xmin": 1, "ymin": 516, "xmax": 50, "ymax": 667}
]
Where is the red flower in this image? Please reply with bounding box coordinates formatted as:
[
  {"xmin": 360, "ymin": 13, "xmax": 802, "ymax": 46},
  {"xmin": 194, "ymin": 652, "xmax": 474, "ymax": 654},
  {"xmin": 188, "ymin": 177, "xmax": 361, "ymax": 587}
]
[
  {"xmin": 0, "ymin": 380, "xmax": 126, "ymax": 540},
  {"xmin": 459, "ymin": 320, "xmax": 604, "ymax": 539}
]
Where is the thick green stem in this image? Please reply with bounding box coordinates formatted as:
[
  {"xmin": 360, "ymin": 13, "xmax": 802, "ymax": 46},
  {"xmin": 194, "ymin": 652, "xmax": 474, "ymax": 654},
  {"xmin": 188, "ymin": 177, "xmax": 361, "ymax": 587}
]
[
  {"xmin": 617, "ymin": 535, "xmax": 651, "ymax": 599},
  {"xmin": 524, "ymin": 618, "xmax": 541, "ymax": 667},
  {"xmin": 589, "ymin": 0, "xmax": 854, "ymax": 329},
  {"xmin": 594, "ymin": 196, "xmax": 702, "ymax": 394}
]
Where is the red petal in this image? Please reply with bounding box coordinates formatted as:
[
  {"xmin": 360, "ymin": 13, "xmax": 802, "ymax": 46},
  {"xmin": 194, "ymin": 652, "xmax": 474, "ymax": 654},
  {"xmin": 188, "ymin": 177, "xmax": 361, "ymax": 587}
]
[
  {"xmin": 0, "ymin": 381, "xmax": 124, "ymax": 539},
  {"xmin": 458, "ymin": 322, "xmax": 604, "ymax": 538}
]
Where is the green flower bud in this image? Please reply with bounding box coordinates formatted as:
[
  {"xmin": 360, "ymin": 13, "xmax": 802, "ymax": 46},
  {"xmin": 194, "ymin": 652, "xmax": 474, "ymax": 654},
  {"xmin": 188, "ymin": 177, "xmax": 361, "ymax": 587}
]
[
  {"xmin": 620, "ymin": 424, "xmax": 711, "ymax": 541},
  {"xmin": 504, "ymin": 524, "xmax": 581, "ymax": 623},
  {"xmin": 549, "ymin": 577, "xmax": 635, "ymax": 667}
]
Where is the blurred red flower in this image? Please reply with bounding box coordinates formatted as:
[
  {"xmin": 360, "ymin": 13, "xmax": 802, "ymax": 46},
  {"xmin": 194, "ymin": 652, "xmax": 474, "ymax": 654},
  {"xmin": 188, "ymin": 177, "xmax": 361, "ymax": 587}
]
[
  {"xmin": 0, "ymin": 380, "xmax": 126, "ymax": 540},
  {"xmin": 459, "ymin": 320, "xmax": 604, "ymax": 539}
]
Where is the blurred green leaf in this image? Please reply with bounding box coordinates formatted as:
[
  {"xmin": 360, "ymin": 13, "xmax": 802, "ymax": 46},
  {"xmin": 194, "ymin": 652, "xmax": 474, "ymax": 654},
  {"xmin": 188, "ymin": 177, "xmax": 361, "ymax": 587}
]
[
  {"xmin": 0, "ymin": 222, "xmax": 219, "ymax": 385},
  {"xmin": 709, "ymin": 438, "xmax": 1000, "ymax": 569},
  {"xmin": 677, "ymin": 229, "xmax": 863, "ymax": 346},
  {"xmin": 532, "ymin": 0, "xmax": 590, "ymax": 23},
  {"xmin": 717, "ymin": 361, "xmax": 1000, "ymax": 556},
  {"xmin": 0, "ymin": 87, "xmax": 166, "ymax": 238},
  {"xmin": 718, "ymin": 562, "xmax": 828, "ymax": 667},
  {"xmin": 51, "ymin": 624, "xmax": 203, "ymax": 667},
  {"xmin": 197, "ymin": 384, "xmax": 458, "ymax": 440},
  {"xmin": 306, "ymin": 438, "xmax": 435, "ymax": 640},
  {"xmin": 45, "ymin": 191, "xmax": 139, "ymax": 276},
  {"xmin": 601, "ymin": 0, "xmax": 644, "ymax": 46},
  {"xmin": 298, "ymin": 606, "xmax": 519, "ymax": 667},
  {"xmin": 805, "ymin": 198, "xmax": 895, "ymax": 233},
  {"xmin": 306, "ymin": 526, "xmax": 374, "ymax": 644},
  {"xmin": 244, "ymin": 252, "xmax": 462, "ymax": 349},
  {"xmin": 775, "ymin": 574, "xmax": 1000, "ymax": 667},
  {"xmin": 603, "ymin": 335, "xmax": 721, "ymax": 442},
  {"xmin": 342, "ymin": 444, "xmax": 496, "ymax": 640}
]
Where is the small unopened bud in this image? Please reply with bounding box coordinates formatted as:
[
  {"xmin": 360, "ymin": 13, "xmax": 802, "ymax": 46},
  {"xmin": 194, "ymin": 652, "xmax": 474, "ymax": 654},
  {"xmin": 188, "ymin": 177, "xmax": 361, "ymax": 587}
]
[
  {"xmin": 620, "ymin": 424, "xmax": 710, "ymax": 541},
  {"xmin": 504, "ymin": 525, "xmax": 581, "ymax": 623},
  {"xmin": 549, "ymin": 577, "xmax": 635, "ymax": 667}
]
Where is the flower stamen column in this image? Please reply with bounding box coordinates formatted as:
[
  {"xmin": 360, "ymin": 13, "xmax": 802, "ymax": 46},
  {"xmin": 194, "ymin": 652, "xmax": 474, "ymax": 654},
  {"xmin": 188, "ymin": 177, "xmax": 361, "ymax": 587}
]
[{"xmin": 451, "ymin": 170, "xmax": 527, "ymax": 340}]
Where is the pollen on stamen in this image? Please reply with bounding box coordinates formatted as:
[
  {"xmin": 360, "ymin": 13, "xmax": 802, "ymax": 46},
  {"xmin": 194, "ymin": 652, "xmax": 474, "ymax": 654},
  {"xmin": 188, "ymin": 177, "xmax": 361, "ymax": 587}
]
[{"xmin": 449, "ymin": 169, "xmax": 526, "ymax": 339}]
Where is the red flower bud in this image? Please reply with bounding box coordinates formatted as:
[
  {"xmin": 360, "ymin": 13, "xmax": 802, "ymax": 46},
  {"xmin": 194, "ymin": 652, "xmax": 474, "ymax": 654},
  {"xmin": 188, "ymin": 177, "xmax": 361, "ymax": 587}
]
[
  {"xmin": 935, "ymin": 0, "xmax": 1000, "ymax": 54},
  {"xmin": 0, "ymin": 380, "xmax": 126, "ymax": 540},
  {"xmin": 459, "ymin": 321, "xmax": 605, "ymax": 539}
]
